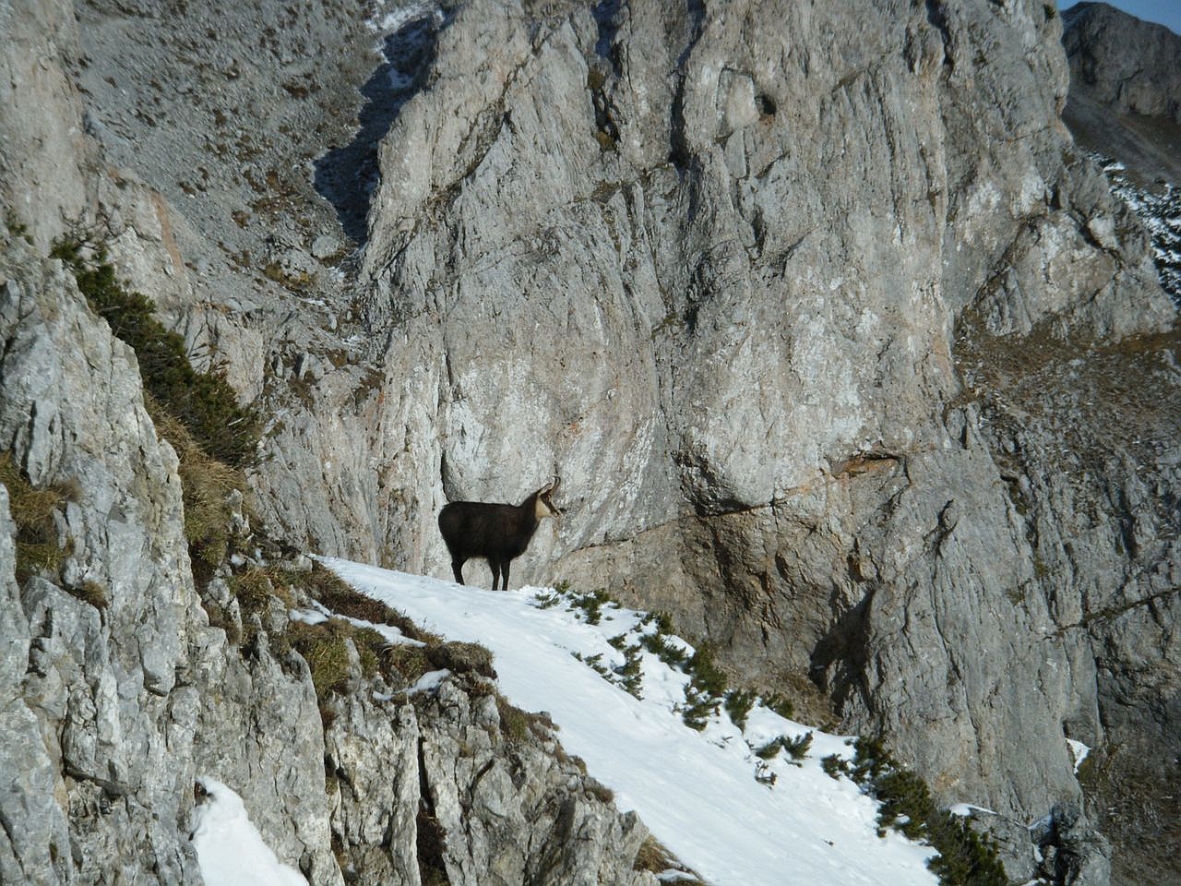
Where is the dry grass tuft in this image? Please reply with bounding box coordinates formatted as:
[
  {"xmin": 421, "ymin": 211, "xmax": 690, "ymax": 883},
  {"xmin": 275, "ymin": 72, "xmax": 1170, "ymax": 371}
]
[{"xmin": 1, "ymin": 452, "xmax": 75, "ymax": 585}]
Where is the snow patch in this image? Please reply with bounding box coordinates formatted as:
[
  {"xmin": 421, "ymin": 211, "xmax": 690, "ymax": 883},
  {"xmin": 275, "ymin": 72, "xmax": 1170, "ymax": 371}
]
[
  {"xmin": 289, "ymin": 608, "xmax": 328, "ymax": 626},
  {"xmin": 949, "ymin": 803, "xmax": 997, "ymax": 818},
  {"xmin": 368, "ymin": 0, "xmax": 441, "ymax": 36},
  {"xmin": 190, "ymin": 777, "xmax": 308, "ymax": 886},
  {"xmin": 1095, "ymin": 152, "xmax": 1181, "ymax": 304},
  {"xmin": 1067, "ymin": 738, "xmax": 1090, "ymax": 773}
]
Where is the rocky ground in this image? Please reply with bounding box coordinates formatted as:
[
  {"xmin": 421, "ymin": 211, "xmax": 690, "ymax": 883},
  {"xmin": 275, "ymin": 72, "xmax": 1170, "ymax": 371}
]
[{"xmin": 68, "ymin": 0, "xmax": 443, "ymax": 401}]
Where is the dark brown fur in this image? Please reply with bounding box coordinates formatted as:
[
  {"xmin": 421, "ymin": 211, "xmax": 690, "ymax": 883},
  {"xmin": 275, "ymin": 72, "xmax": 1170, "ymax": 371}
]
[{"xmin": 437, "ymin": 479, "xmax": 561, "ymax": 590}]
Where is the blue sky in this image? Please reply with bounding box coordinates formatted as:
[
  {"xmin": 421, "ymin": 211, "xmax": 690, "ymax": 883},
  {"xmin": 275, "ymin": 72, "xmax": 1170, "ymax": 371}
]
[{"xmin": 1065, "ymin": 1, "xmax": 1181, "ymax": 35}]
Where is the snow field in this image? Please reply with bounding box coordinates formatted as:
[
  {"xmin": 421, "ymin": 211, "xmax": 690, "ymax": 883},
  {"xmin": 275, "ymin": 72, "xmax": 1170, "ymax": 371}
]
[{"xmin": 323, "ymin": 559, "xmax": 940, "ymax": 886}]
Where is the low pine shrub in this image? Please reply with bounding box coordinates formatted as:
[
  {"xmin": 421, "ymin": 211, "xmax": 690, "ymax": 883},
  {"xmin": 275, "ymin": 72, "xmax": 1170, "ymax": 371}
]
[
  {"xmin": 640, "ymin": 629, "xmax": 689, "ymax": 667},
  {"xmin": 762, "ymin": 692, "xmax": 795, "ymax": 721},
  {"xmin": 571, "ymin": 588, "xmax": 615, "ymax": 625},
  {"xmin": 681, "ymin": 645, "xmax": 727, "ymax": 730},
  {"xmin": 724, "ymin": 689, "xmax": 757, "ymax": 730},
  {"xmin": 51, "ymin": 238, "xmax": 261, "ymax": 468},
  {"xmin": 782, "ymin": 731, "xmax": 813, "ymax": 760},
  {"xmin": 844, "ymin": 738, "xmax": 1008, "ymax": 886}
]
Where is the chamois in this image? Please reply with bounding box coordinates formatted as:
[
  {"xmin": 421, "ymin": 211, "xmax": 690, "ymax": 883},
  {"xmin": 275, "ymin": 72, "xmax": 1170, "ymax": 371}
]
[{"xmin": 438, "ymin": 478, "xmax": 561, "ymax": 590}]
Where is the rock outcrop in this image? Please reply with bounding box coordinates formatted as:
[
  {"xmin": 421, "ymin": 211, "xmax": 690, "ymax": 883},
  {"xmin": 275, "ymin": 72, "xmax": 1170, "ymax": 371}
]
[
  {"xmin": 1063, "ymin": 2, "xmax": 1181, "ymax": 123},
  {"xmin": 1, "ymin": 0, "xmax": 1179, "ymax": 884},
  {"xmin": 346, "ymin": 0, "xmax": 1174, "ymax": 880},
  {"xmin": 1061, "ymin": 2, "xmax": 1181, "ymax": 185},
  {"xmin": 342, "ymin": 0, "xmax": 1176, "ymax": 857},
  {"xmin": 0, "ymin": 223, "xmax": 652, "ymax": 883}
]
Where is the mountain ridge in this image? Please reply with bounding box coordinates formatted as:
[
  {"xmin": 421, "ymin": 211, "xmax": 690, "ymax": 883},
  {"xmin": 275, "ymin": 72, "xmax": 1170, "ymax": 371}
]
[{"xmin": 1062, "ymin": 1, "xmax": 1181, "ymax": 186}]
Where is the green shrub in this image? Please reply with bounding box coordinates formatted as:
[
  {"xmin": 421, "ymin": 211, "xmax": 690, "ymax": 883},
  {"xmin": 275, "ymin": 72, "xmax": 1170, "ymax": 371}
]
[
  {"xmin": 574, "ymin": 651, "xmax": 610, "ymax": 676},
  {"xmin": 570, "ymin": 588, "xmax": 615, "ymax": 625},
  {"xmin": 51, "ymin": 238, "xmax": 261, "ymax": 467},
  {"xmin": 850, "ymin": 736, "xmax": 892, "ymax": 782},
  {"xmin": 686, "ymin": 645, "xmax": 727, "ymax": 696},
  {"xmin": 724, "ymin": 689, "xmax": 757, "ymax": 730},
  {"xmin": 640, "ymin": 629, "xmax": 689, "ymax": 667},
  {"xmin": 644, "ymin": 611, "xmax": 676, "ymax": 635},
  {"xmin": 876, "ymin": 768, "xmax": 935, "ymax": 839},
  {"xmin": 843, "ymin": 737, "xmax": 1008, "ymax": 886},
  {"xmin": 613, "ymin": 645, "xmax": 643, "ymax": 699},
  {"xmin": 782, "ymin": 731, "xmax": 813, "ymax": 760},
  {"xmin": 755, "ymin": 732, "xmax": 813, "ymax": 762},
  {"xmin": 681, "ymin": 645, "xmax": 727, "ymax": 731},
  {"xmin": 762, "ymin": 692, "xmax": 796, "ymax": 721},
  {"xmin": 754, "ymin": 739, "xmax": 782, "ymax": 760},
  {"xmin": 822, "ymin": 754, "xmax": 847, "ymax": 780}
]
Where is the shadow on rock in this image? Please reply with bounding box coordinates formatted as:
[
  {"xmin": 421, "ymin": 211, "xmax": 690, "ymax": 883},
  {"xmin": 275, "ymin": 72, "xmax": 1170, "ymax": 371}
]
[{"xmin": 314, "ymin": 7, "xmax": 450, "ymax": 244}]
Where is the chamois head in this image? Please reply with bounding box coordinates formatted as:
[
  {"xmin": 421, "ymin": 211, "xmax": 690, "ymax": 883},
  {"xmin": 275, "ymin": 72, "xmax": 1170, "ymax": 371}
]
[{"xmin": 533, "ymin": 477, "xmax": 562, "ymax": 520}]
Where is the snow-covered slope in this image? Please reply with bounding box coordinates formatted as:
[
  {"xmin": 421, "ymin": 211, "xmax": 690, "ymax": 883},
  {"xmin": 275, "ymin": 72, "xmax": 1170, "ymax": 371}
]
[
  {"xmin": 1097, "ymin": 156, "xmax": 1181, "ymax": 304},
  {"xmin": 322, "ymin": 559, "xmax": 940, "ymax": 886}
]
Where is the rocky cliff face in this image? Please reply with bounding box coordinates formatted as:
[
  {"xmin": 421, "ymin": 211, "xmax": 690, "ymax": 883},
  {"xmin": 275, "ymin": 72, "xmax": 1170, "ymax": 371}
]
[
  {"xmin": 2, "ymin": 0, "xmax": 1179, "ymax": 884},
  {"xmin": 1057, "ymin": 6, "xmax": 1181, "ymax": 884},
  {"xmin": 1062, "ymin": 2, "xmax": 1181, "ymax": 123},
  {"xmin": 0, "ymin": 227, "xmax": 651, "ymax": 884},
  {"xmin": 1061, "ymin": 2, "xmax": 1181, "ymax": 185},
  {"xmin": 348, "ymin": 0, "xmax": 1178, "ymax": 853}
]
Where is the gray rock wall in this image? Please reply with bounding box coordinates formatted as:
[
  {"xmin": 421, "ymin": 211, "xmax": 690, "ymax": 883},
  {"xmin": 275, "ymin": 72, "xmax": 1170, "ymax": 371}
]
[
  {"xmin": 0, "ymin": 231, "xmax": 207, "ymax": 884},
  {"xmin": 1062, "ymin": 2, "xmax": 1181, "ymax": 123},
  {"xmin": 2, "ymin": 0, "xmax": 1179, "ymax": 883},
  {"xmin": 0, "ymin": 226, "xmax": 652, "ymax": 884},
  {"xmin": 318, "ymin": 0, "xmax": 1177, "ymax": 835},
  {"xmin": 0, "ymin": 0, "xmax": 94, "ymax": 252},
  {"xmin": 1061, "ymin": 1, "xmax": 1181, "ymax": 192}
]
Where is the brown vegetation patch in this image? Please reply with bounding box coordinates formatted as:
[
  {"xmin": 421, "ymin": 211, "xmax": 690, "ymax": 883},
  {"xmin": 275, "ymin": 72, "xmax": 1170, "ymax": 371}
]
[
  {"xmin": 0, "ymin": 452, "xmax": 78, "ymax": 587},
  {"xmin": 300, "ymin": 561, "xmax": 443, "ymax": 644}
]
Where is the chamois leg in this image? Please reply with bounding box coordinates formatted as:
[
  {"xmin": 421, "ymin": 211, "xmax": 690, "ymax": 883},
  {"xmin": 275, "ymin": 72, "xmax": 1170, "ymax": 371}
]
[
  {"xmin": 451, "ymin": 559, "xmax": 466, "ymax": 585},
  {"xmin": 490, "ymin": 560, "xmax": 503, "ymax": 591},
  {"xmin": 500, "ymin": 560, "xmax": 510, "ymax": 591}
]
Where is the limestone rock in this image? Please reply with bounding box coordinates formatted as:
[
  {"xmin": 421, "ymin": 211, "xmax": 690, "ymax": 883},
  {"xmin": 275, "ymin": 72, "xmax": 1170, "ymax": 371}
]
[
  {"xmin": 1063, "ymin": 3, "xmax": 1181, "ymax": 123},
  {"xmin": 2, "ymin": 0, "xmax": 1180, "ymax": 883},
  {"xmin": 415, "ymin": 680, "xmax": 651, "ymax": 886},
  {"xmin": 0, "ymin": 0, "xmax": 94, "ymax": 251},
  {"xmin": 0, "ymin": 231, "xmax": 204, "ymax": 884},
  {"xmin": 1061, "ymin": 2, "xmax": 1181, "ymax": 185},
  {"xmin": 341, "ymin": 0, "xmax": 1177, "ymax": 879},
  {"xmin": 0, "ymin": 231, "xmax": 653, "ymax": 884}
]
